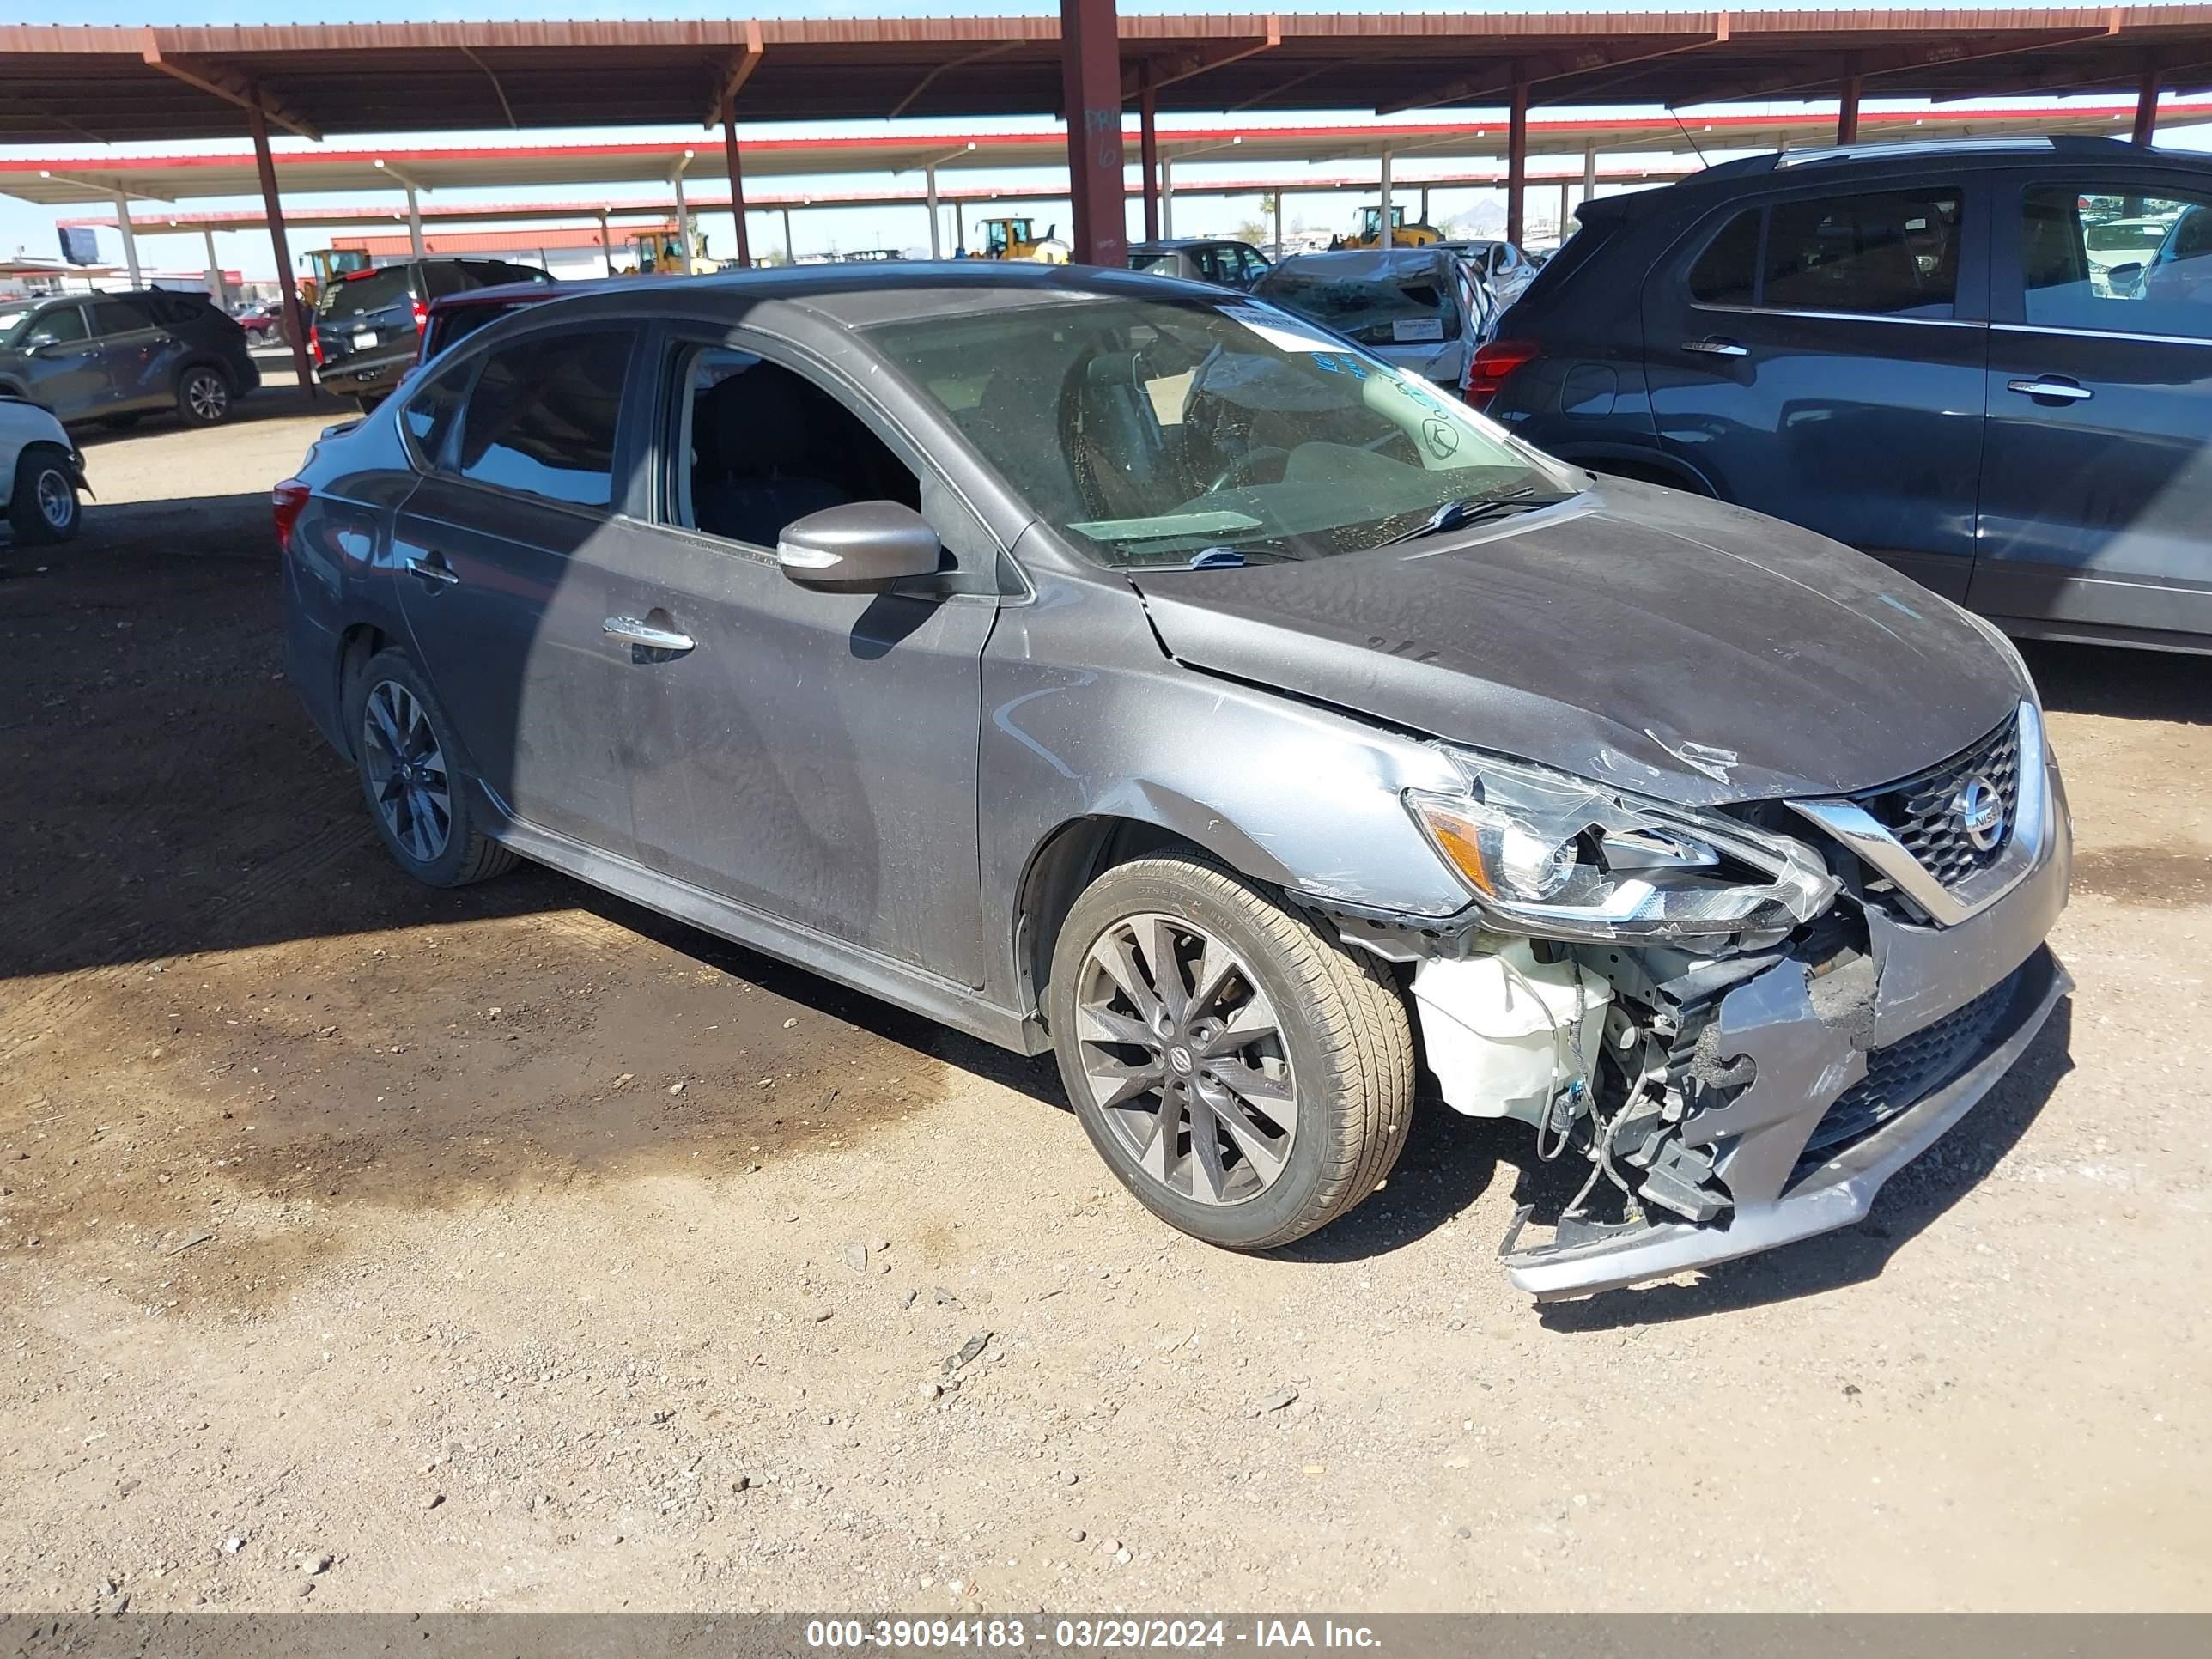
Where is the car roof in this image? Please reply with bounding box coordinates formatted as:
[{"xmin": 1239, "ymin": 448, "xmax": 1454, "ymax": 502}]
[{"xmin": 1261, "ymin": 246, "xmax": 1455, "ymax": 277}]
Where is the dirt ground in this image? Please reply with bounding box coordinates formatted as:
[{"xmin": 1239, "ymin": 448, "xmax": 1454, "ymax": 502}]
[{"xmin": 2, "ymin": 383, "xmax": 2208, "ymax": 1617}]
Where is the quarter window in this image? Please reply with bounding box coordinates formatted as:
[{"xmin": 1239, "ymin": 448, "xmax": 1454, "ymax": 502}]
[
  {"xmin": 454, "ymin": 331, "xmax": 633, "ymax": 509},
  {"xmin": 1686, "ymin": 209, "xmax": 1760, "ymax": 306},
  {"xmin": 1760, "ymin": 187, "xmax": 1961, "ymax": 317},
  {"xmin": 2019, "ymin": 182, "xmax": 2212, "ymax": 340},
  {"xmin": 400, "ymin": 354, "xmax": 475, "ymax": 464}
]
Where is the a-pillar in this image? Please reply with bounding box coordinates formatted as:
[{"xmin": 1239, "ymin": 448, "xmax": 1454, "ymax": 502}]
[
  {"xmin": 246, "ymin": 102, "xmax": 315, "ymax": 399},
  {"xmin": 2134, "ymin": 58, "xmax": 2163, "ymax": 146},
  {"xmin": 112, "ymin": 189, "xmax": 143, "ymax": 289},
  {"xmin": 1837, "ymin": 57, "xmax": 1863, "ymax": 145},
  {"xmin": 722, "ymin": 98, "xmax": 754, "ymax": 267},
  {"xmin": 1139, "ymin": 64, "xmax": 1161, "ymax": 244},
  {"xmin": 1505, "ymin": 63, "xmax": 1529, "ymax": 251},
  {"xmin": 1059, "ymin": 0, "xmax": 1127, "ymax": 267}
]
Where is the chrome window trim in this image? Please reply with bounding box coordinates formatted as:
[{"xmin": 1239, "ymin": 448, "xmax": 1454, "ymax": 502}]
[
  {"xmin": 1787, "ymin": 702, "xmax": 2047, "ymax": 929},
  {"xmin": 1687, "ymin": 301, "xmax": 1984, "ymax": 331},
  {"xmin": 1993, "ymin": 320, "xmax": 2212, "ymax": 349}
]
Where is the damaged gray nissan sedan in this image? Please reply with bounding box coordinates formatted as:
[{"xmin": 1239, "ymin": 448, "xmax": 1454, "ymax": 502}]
[{"xmin": 281, "ymin": 264, "xmax": 2070, "ymax": 1298}]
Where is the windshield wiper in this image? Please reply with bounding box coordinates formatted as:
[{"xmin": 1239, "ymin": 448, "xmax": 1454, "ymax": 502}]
[{"xmin": 1378, "ymin": 485, "xmax": 1563, "ymax": 545}]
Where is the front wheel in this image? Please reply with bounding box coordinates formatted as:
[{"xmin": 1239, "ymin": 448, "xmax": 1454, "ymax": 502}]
[
  {"xmin": 346, "ymin": 649, "xmax": 517, "ymax": 888},
  {"xmin": 1047, "ymin": 856, "xmax": 1414, "ymax": 1250},
  {"xmin": 175, "ymin": 365, "xmax": 233, "ymax": 427},
  {"xmin": 9, "ymin": 444, "xmax": 80, "ymax": 545}
]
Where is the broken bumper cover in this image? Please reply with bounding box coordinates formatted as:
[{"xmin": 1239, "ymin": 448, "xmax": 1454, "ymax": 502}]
[
  {"xmin": 1504, "ymin": 754, "xmax": 2073, "ymax": 1301},
  {"xmin": 1504, "ymin": 945, "xmax": 2068, "ymax": 1299}
]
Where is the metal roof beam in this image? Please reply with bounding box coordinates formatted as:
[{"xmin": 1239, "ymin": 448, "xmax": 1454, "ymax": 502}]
[
  {"xmin": 1704, "ymin": 27, "xmax": 2118, "ymax": 106},
  {"xmin": 139, "ymin": 33, "xmax": 320, "ymax": 142},
  {"xmin": 1377, "ymin": 22, "xmax": 1730, "ymax": 117},
  {"xmin": 702, "ymin": 21, "xmax": 765, "ymax": 127},
  {"xmin": 1122, "ymin": 16, "xmax": 1280, "ymax": 100}
]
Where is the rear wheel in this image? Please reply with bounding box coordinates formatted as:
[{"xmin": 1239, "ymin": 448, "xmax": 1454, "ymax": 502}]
[
  {"xmin": 175, "ymin": 365, "xmax": 232, "ymax": 428},
  {"xmin": 346, "ymin": 649, "xmax": 517, "ymax": 888},
  {"xmin": 9, "ymin": 444, "xmax": 79, "ymax": 545},
  {"xmin": 1047, "ymin": 856, "xmax": 1413, "ymax": 1250}
]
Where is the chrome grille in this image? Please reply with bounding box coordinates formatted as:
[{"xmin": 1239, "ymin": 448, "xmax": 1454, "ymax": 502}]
[
  {"xmin": 1795, "ymin": 969, "xmax": 2021, "ymax": 1170},
  {"xmin": 1854, "ymin": 714, "xmax": 2020, "ymax": 891}
]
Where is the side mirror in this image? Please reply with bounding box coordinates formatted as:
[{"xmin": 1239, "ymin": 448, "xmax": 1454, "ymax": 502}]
[
  {"xmin": 776, "ymin": 501, "xmax": 942, "ymax": 591},
  {"xmin": 2106, "ymin": 261, "xmax": 2144, "ymax": 291}
]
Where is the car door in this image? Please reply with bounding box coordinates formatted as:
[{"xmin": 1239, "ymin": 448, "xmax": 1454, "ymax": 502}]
[
  {"xmin": 13, "ymin": 303, "xmax": 106, "ymax": 419},
  {"xmin": 387, "ymin": 325, "xmax": 653, "ymax": 859},
  {"xmin": 586, "ymin": 325, "xmax": 999, "ymax": 982},
  {"xmin": 83, "ymin": 297, "xmax": 167, "ymax": 413},
  {"xmin": 1643, "ymin": 177, "xmax": 1989, "ymax": 599},
  {"xmin": 1973, "ymin": 172, "xmax": 2212, "ymax": 641}
]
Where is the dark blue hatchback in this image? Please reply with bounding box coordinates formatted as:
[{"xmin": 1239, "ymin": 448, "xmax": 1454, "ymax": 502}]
[{"xmin": 1478, "ymin": 137, "xmax": 2212, "ymax": 654}]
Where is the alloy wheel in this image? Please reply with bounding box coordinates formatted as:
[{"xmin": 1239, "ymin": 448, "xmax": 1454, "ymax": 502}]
[
  {"xmin": 1073, "ymin": 912, "xmax": 1297, "ymax": 1206},
  {"xmin": 361, "ymin": 680, "xmax": 452, "ymax": 864},
  {"xmin": 34, "ymin": 467, "xmax": 72, "ymax": 530},
  {"xmin": 186, "ymin": 371, "xmax": 228, "ymax": 422}
]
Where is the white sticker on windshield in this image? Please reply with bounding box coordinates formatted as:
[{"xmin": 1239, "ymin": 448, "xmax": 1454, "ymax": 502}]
[{"xmin": 1218, "ymin": 303, "xmax": 1341, "ymax": 355}]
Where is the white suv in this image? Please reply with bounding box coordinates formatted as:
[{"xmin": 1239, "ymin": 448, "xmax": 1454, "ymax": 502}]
[{"xmin": 0, "ymin": 393, "xmax": 84, "ymax": 545}]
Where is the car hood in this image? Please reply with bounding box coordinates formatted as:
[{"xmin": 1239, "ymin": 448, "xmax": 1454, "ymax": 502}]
[{"xmin": 1127, "ymin": 479, "xmax": 2027, "ymax": 806}]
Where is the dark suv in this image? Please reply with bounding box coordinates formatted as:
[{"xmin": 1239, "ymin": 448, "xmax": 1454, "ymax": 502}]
[
  {"xmin": 313, "ymin": 258, "xmax": 550, "ymax": 410},
  {"xmin": 0, "ymin": 289, "xmax": 258, "ymax": 428},
  {"xmin": 1478, "ymin": 137, "xmax": 2212, "ymax": 653}
]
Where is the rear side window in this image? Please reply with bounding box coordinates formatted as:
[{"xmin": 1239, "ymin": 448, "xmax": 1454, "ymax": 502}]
[
  {"xmin": 319, "ymin": 268, "xmax": 412, "ymax": 321},
  {"xmin": 1761, "ymin": 187, "xmax": 1961, "ymax": 317},
  {"xmin": 1514, "ymin": 216, "xmax": 1619, "ymax": 309},
  {"xmin": 86, "ymin": 299, "xmax": 146, "ymax": 338},
  {"xmin": 2019, "ymin": 182, "xmax": 2212, "ymax": 340},
  {"xmin": 454, "ymin": 331, "xmax": 633, "ymax": 509},
  {"xmin": 1687, "ymin": 210, "xmax": 1760, "ymax": 306}
]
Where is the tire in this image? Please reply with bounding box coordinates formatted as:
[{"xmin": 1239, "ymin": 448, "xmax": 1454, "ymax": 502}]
[
  {"xmin": 174, "ymin": 364, "xmax": 233, "ymax": 428},
  {"xmin": 345, "ymin": 648, "xmax": 518, "ymax": 888},
  {"xmin": 1047, "ymin": 855, "xmax": 1414, "ymax": 1250},
  {"xmin": 9, "ymin": 444, "xmax": 80, "ymax": 545}
]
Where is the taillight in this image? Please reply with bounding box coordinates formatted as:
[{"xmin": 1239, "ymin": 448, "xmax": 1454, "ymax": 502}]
[
  {"xmin": 1463, "ymin": 337, "xmax": 1540, "ymax": 410},
  {"xmin": 307, "ymin": 325, "xmax": 323, "ymax": 367},
  {"xmin": 272, "ymin": 479, "xmax": 311, "ymax": 555},
  {"xmin": 411, "ymin": 299, "xmax": 428, "ymax": 333}
]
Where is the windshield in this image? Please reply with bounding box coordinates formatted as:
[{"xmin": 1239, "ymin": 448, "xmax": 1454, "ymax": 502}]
[
  {"xmin": 1251, "ymin": 259, "xmax": 1461, "ymax": 348},
  {"xmin": 863, "ymin": 292, "xmax": 1567, "ymax": 568},
  {"xmin": 318, "ymin": 268, "xmax": 412, "ymax": 320}
]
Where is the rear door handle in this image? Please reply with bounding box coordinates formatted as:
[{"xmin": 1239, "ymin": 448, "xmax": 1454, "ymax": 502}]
[
  {"xmin": 1683, "ymin": 337, "xmax": 1748, "ymax": 357},
  {"xmin": 404, "ymin": 552, "xmax": 458, "ymax": 588},
  {"xmin": 604, "ymin": 616, "xmax": 696, "ymax": 655},
  {"xmin": 2007, "ymin": 377, "xmax": 2094, "ymax": 403}
]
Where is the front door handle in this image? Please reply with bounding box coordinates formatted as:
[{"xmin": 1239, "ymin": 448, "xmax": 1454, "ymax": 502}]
[
  {"xmin": 604, "ymin": 616, "xmax": 696, "ymax": 655},
  {"xmin": 1683, "ymin": 337, "xmax": 1748, "ymax": 357},
  {"xmin": 2007, "ymin": 376, "xmax": 2094, "ymax": 403},
  {"xmin": 404, "ymin": 552, "xmax": 458, "ymax": 588}
]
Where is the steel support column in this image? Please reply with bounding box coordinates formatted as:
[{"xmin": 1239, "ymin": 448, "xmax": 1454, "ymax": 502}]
[
  {"xmin": 1139, "ymin": 64, "xmax": 1162, "ymax": 244},
  {"xmin": 723, "ymin": 98, "xmax": 753, "ymax": 267},
  {"xmin": 1837, "ymin": 58, "xmax": 1863, "ymax": 145},
  {"xmin": 597, "ymin": 212, "xmax": 611, "ymax": 276},
  {"xmin": 1558, "ymin": 181, "xmax": 1571, "ymax": 240},
  {"xmin": 1583, "ymin": 141, "xmax": 1598, "ymax": 204},
  {"xmin": 926, "ymin": 165, "xmax": 942, "ymax": 258},
  {"xmin": 1272, "ymin": 191, "xmax": 1283, "ymax": 257},
  {"xmin": 1161, "ymin": 158, "xmax": 1175, "ymax": 239},
  {"xmin": 1505, "ymin": 64, "xmax": 1529, "ymax": 252},
  {"xmin": 672, "ymin": 151, "xmax": 694, "ymax": 270},
  {"xmin": 781, "ymin": 205, "xmax": 794, "ymax": 263},
  {"xmin": 2134, "ymin": 59, "xmax": 2163, "ymax": 145},
  {"xmin": 247, "ymin": 102, "xmax": 314, "ymax": 400},
  {"xmin": 112, "ymin": 189, "xmax": 142, "ymax": 289},
  {"xmin": 1378, "ymin": 149, "xmax": 1394, "ymax": 249},
  {"xmin": 1060, "ymin": 0, "xmax": 1128, "ymax": 268},
  {"xmin": 404, "ymin": 184, "xmax": 426, "ymax": 259},
  {"xmin": 202, "ymin": 227, "xmax": 224, "ymax": 305}
]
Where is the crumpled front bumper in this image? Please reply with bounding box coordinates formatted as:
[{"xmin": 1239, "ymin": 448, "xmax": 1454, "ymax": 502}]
[{"xmin": 1504, "ymin": 741, "xmax": 2073, "ymax": 1302}]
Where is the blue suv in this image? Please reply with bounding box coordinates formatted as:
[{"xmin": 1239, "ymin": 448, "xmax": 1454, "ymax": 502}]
[{"xmin": 1476, "ymin": 137, "xmax": 2212, "ymax": 653}]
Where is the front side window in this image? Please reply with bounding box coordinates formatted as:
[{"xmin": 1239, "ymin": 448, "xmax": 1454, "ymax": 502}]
[
  {"xmin": 671, "ymin": 345, "xmax": 919, "ymax": 548},
  {"xmin": 864, "ymin": 292, "xmax": 1570, "ymax": 569},
  {"xmin": 21, "ymin": 306, "xmax": 88, "ymax": 348},
  {"xmin": 2020, "ymin": 182, "xmax": 2212, "ymax": 340},
  {"xmin": 453, "ymin": 331, "xmax": 633, "ymax": 509},
  {"xmin": 1760, "ymin": 187, "xmax": 1962, "ymax": 317}
]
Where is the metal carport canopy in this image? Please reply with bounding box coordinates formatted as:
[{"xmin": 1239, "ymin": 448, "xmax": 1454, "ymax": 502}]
[
  {"xmin": 1, "ymin": 100, "xmax": 2202, "ymax": 209},
  {"xmin": 6, "ymin": 12, "xmax": 2212, "ymax": 143}
]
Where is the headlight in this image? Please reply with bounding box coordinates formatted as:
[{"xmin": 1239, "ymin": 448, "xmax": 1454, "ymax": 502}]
[{"xmin": 1406, "ymin": 752, "xmax": 1838, "ymax": 942}]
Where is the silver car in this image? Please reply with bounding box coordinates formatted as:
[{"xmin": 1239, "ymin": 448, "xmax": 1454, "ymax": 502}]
[
  {"xmin": 1251, "ymin": 247, "xmax": 1493, "ymax": 386},
  {"xmin": 281, "ymin": 264, "xmax": 2069, "ymax": 1298}
]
